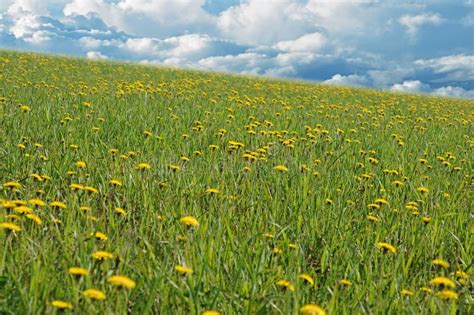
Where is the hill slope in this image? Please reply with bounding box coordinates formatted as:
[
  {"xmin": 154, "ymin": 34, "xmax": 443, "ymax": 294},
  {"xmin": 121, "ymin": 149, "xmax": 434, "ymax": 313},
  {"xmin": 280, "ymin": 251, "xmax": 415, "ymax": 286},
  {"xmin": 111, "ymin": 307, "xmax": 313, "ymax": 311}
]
[{"xmin": 1, "ymin": 50, "xmax": 473, "ymax": 314}]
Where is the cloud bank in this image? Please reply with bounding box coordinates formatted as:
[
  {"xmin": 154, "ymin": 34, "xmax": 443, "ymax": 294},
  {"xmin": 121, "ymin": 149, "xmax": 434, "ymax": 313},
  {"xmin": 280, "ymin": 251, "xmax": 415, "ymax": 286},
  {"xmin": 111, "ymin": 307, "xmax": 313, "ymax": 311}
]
[{"xmin": 0, "ymin": 0, "xmax": 473, "ymax": 98}]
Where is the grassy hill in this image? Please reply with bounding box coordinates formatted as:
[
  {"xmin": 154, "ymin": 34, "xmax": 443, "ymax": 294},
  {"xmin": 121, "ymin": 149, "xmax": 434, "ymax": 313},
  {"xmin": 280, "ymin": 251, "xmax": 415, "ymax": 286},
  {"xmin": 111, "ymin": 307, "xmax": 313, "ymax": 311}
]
[{"xmin": 1, "ymin": 50, "xmax": 472, "ymax": 314}]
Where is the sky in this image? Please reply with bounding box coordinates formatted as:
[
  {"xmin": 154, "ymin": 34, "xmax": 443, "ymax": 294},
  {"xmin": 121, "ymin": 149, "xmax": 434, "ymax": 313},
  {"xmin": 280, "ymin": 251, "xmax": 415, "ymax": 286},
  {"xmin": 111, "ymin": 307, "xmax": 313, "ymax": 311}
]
[{"xmin": 0, "ymin": 0, "xmax": 473, "ymax": 98}]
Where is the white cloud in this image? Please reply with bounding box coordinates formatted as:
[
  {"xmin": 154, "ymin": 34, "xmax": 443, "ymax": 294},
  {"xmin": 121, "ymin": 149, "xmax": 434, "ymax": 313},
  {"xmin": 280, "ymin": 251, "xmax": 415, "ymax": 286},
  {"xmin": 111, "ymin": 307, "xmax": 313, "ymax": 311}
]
[
  {"xmin": 217, "ymin": 0, "xmax": 318, "ymax": 46},
  {"xmin": 7, "ymin": 0, "xmax": 49, "ymax": 16},
  {"xmin": 399, "ymin": 13, "xmax": 443, "ymax": 37},
  {"xmin": 86, "ymin": 50, "xmax": 107, "ymax": 59},
  {"xmin": 25, "ymin": 29, "xmax": 51, "ymax": 43},
  {"xmin": 64, "ymin": 0, "xmax": 215, "ymax": 38},
  {"xmin": 9, "ymin": 14, "xmax": 40, "ymax": 38},
  {"xmin": 305, "ymin": 0, "xmax": 380, "ymax": 35},
  {"xmin": 123, "ymin": 37, "xmax": 160, "ymax": 55},
  {"xmin": 323, "ymin": 74, "xmax": 370, "ymax": 86},
  {"xmin": 275, "ymin": 32, "xmax": 326, "ymax": 52},
  {"xmin": 390, "ymin": 80, "xmax": 431, "ymax": 93},
  {"xmin": 389, "ymin": 80, "xmax": 474, "ymax": 99},
  {"xmin": 432, "ymin": 86, "xmax": 474, "ymax": 98},
  {"xmin": 79, "ymin": 36, "xmax": 102, "ymax": 49},
  {"xmin": 198, "ymin": 52, "xmax": 270, "ymax": 74},
  {"xmin": 415, "ymin": 55, "xmax": 474, "ymax": 81},
  {"xmin": 120, "ymin": 34, "xmax": 244, "ymax": 64},
  {"xmin": 163, "ymin": 34, "xmax": 215, "ymax": 58},
  {"xmin": 367, "ymin": 68, "xmax": 414, "ymax": 88}
]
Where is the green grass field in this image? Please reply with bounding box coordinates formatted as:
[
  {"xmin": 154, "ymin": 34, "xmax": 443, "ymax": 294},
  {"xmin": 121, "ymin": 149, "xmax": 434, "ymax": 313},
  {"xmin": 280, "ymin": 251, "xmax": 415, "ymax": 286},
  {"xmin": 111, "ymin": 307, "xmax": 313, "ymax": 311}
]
[{"xmin": 0, "ymin": 50, "xmax": 473, "ymax": 314}]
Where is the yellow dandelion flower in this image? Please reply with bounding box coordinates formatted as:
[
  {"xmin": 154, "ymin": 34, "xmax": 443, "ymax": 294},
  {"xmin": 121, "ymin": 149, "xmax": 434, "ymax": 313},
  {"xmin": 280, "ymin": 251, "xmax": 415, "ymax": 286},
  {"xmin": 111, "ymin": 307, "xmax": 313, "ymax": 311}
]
[
  {"xmin": 31, "ymin": 173, "xmax": 44, "ymax": 182},
  {"xmin": 2, "ymin": 201, "xmax": 16, "ymax": 210},
  {"xmin": 70, "ymin": 183, "xmax": 84, "ymax": 191},
  {"xmin": 417, "ymin": 186, "xmax": 429, "ymax": 194},
  {"xmin": 144, "ymin": 130, "xmax": 153, "ymax": 137},
  {"xmin": 68, "ymin": 267, "xmax": 89, "ymax": 277},
  {"xmin": 401, "ymin": 289, "xmax": 415, "ymax": 296},
  {"xmin": 437, "ymin": 290, "xmax": 458, "ymax": 300},
  {"xmin": 180, "ymin": 216, "xmax": 199, "ymax": 227},
  {"xmin": 421, "ymin": 287, "xmax": 432, "ymax": 293},
  {"xmin": 202, "ymin": 310, "xmax": 220, "ymax": 315},
  {"xmin": 83, "ymin": 289, "xmax": 106, "ymax": 300},
  {"xmin": 109, "ymin": 179, "xmax": 122, "ymax": 187},
  {"xmin": 107, "ymin": 275, "xmax": 136, "ymax": 289},
  {"xmin": 51, "ymin": 300, "xmax": 73, "ymax": 310},
  {"xmin": 87, "ymin": 215, "xmax": 98, "ymax": 222},
  {"xmin": 115, "ymin": 207, "xmax": 126, "ymax": 216},
  {"xmin": 263, "ymin": 233, "xmax": 274, "ymax": 239},
  {"xmin": 422, "ymin": 217, "xmax": 432, "ymax": 224},
  {"xmin": 14, "ymin": 206, "xmax": 32, "ymax": 214},
  {"xmin": 300, "ymin": 304, "xmax": 326, "ymax": 315},
  {"xmin": 392, "ymin": 180, "xmax": 404, "ymax": 187},
  {"xmin": 206, "ymin": 188, "xmax": 220, "ymax": 194},
  {"xmin": 430, "ymin": 276, "xmax": 455, "ymax": 288},
  {"xmin": 175, "ymin": 265, "xmax": 193, "ymax": 275},
  {"xmin": 368, "ymin": 157, "xmax": 379, "ymax": 165},
  {"xmin": 84, "ymin": 186, "xmax": 98, "ymax": 194},
  {"xmin": 454, "ymin": 270, "xmax": 468, "ymax": 279},
  {"xmin": 20, "ymin": 105, "xmax": 31, "ymax": 112},
  {"xmin": 324, "ymin": 198, "xmax": 333, "ymax": 205},
  {"xmin": 29, "ymin": 199, "xmax": 46, "ymax": 207},
  {"xmin": 6, "ymin": 214, "xmax": 20, "ymax": 221},
  {"xmin": 0, "ymin": 222, "xmax": 21, "ymax": 232},
  {"xmin": 419, "ymin": 158, "xmax": 428, "ymax": 164},
  {"xmin": 298, "ymin": 274, "xmax": 315, "ymax": 285},
  {"xmin": 26, "ymin": 213, "xmax": 42, "ymax": 225},
  {"xmin": 376, "ymin": 242, "xmax": 397, "ymax": 253},
  {"xmin": 276, "ymin": 279, "xmax": 295, "ymax": 291},
  {"xmin": 92, "ymin": 251, "xmax": 113, "ymax": 261},
  {"xmin": 168, "ymin": 164, "xmax": 181, "ymax": 172},
  {"xmin": 50, "ymin": 201, "xmax": 67, "ymax": 209},
  {"xmin": 432, "ymin": 259, "xmax": 449, "ymax": 269},
  {"xmin": 75, "ymin": 161, "xmax": 86, "ymax": 168},
  {"xmin": 367, "ymin": 214, "xmax": 380, "ymax": 222},
  {"xmin": 374, "ymin": 198, "xmax": 389, "ymax": 206},
  {"xmin": 79, "ymin": 206, "xmax": 91, "ymax": 212},
  {"xmin": 95, "ymin": 232, "xmax": 108, "ymax": 241},
  {"xmin": 3, "ymin": 181, "xmax": 21, "ymax": 189},
  {"xmin": 273, "ymin": 165, "xmax": 288, "ymax": 172},
  {"xmin": 339, "ymin": 279, "xmax": 352, "ymax": 286},
  {"xmin": 137, "ymin": 163, "xmax": 151, "ymax": 170},
  {"xmin": 273, "ymin": 246, "xmax": 282, "ymax": 254}
]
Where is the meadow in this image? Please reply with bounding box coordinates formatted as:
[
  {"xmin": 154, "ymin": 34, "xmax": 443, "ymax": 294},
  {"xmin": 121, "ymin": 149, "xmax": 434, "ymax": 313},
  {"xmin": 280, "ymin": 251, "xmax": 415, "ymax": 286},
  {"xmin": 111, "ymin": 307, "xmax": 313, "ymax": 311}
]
[{"xmin": 0, "ymin": 50, "xmax": 472, "ymax": 314}]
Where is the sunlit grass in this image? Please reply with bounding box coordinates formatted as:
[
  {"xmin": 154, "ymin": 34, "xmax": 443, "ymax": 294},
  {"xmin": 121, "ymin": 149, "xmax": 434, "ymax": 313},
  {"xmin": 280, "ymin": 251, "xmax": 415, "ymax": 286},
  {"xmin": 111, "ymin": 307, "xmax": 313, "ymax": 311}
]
[{"xmin": 1, "ymin": 50, "xmax": 472, "ymax": 314}]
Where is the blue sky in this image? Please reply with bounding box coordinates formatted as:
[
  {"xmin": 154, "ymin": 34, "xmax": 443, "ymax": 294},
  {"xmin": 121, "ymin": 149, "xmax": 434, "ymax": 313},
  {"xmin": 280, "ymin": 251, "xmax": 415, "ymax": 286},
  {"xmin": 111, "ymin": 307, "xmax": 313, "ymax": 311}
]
[{"xmin": 1, "ymin": 0, "xmax": 473, "ymax": 98}]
